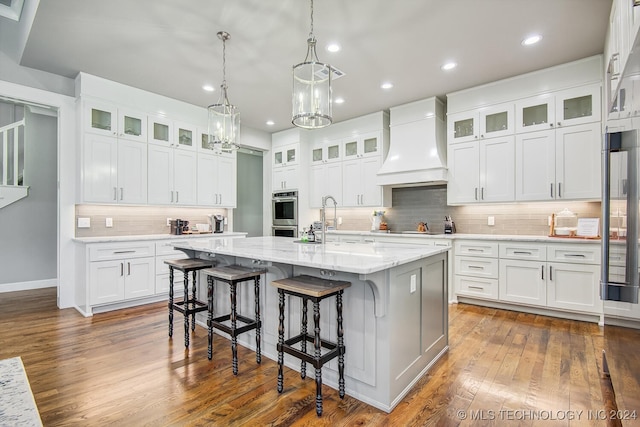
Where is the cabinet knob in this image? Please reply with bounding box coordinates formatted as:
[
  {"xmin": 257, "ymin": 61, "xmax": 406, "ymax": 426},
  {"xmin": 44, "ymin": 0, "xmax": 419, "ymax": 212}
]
[
  {"xmin": 549, "ymin": 123, "xmax": 554, "ymax": 127},
  {"xmin": 557, "ymin": 122, "xmax": 561, "ymax": 127}
]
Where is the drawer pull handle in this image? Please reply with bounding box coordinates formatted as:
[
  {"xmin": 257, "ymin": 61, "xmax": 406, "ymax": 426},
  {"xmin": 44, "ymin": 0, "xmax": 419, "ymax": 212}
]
[
  {"xmin": 468, "ymin": 265, "xmax": 484, "ymax": 270},
  {"xmin": 564, "ymin": 254, "xmax": 586, "ymax": 258},
  {"xmin": 468, "ymin": 248, "xmax": 483, "ymax": 252},
  {"xmin": 468, "ymin": 286, "xmax": 484, "ymax": 290},
  {"xmin": 549, "ymin": 265, "xmax": 553, "ymax": 281},
  {"xmin": 120, "ymin": 262, "xmax": 124, "ymax": 277},
  {"xmin": 113, "ymin": 250, "xmax": 136, "ymax": 254},
  {"xmin": 127, "ymin": 262, "xmax": 131, "ymax": 276},
  {"xmin": 541, "ymin": 265, "xmax": 544, "ymax": 280},
  {"xmin": 514, "ymin": 251, "xmax": 532, "ymax": 255}
]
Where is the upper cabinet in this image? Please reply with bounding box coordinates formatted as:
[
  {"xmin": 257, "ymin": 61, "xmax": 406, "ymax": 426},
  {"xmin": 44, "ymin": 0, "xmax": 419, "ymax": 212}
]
[
  {"xmin": 447, "ymin": 103, "xmax": 514, "ymax": 144},
  {"xmin": 272, "ymin": 142, "xmax": 300, "ymax": 191},
  {"xmin": 85, "ymin": 101, "xmax": 147, "ymax": 143},
  {"xmin": 342, "ymin": 133, "xmax": 381, "ymax": 160},
  {"xmin": 310, "ymin": 139, "xmax": 341, "ymax": 165}
]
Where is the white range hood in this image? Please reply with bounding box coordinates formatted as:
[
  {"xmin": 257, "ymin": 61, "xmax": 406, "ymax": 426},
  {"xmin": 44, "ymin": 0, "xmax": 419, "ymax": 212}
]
[{"xmin": 376, "ymin": 97, "xmax": 447, "ymax": 187}]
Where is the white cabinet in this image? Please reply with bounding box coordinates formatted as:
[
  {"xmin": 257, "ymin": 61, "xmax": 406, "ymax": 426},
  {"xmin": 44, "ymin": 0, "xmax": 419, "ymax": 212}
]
[
  {"xmin": 342, "ymin": 132, "xmax": 381, "ymax": 160},
  {"xmin": 148, "ymin": 117, "xmax": 197, "ymax": 152},
  {"xmin": 310, "ymin": 139, "xmax": 341, "ymax": 165},
  {"xmin": 499, "ymin": 258, "xmax": 547, "ymax": 307},
  {"xmin": 310, "ymin": 162, "xmax": 342, "ymax": 208},
  {"xmin": 84, "ymin": 101, "xmax": 147, "ymax": 143},
  {"xmin": 88, "ymin": 242, "xmax": 155, "ymax": 306},
  {"xmin": 447, "ymin": 136, "xmax": 514, "ymax": 204},
  {"xmin": 515, "ymin": 122, "xmax": 601, "ymax": 201},
  {"xmin": 197, "ymin": 152, "xmax": 236, "ymax": 207},
  {"xmin": 272, "ymin": 142, "xmax": 300, "ymax": 191},
  {"xmin": 83, "ymin": 134, "xmax": 147, "ymax": 204},
  {"xmin": 546, "ymin": 262, "xmax": 600, "ymax": 313},
  {"xmin": 148, "ymin": 145, "xmax": 197, "ymax": 205},
  {"xmin": 342, "ymin": 156, "xmax": 384, "ymax": 207},
  {"xmin": 447, "ymin": 103, "xmax": 514, "ymax": 144},
  {"xmin": 454, "ymin": 240, "xmax": 499, "ymax": 301}
]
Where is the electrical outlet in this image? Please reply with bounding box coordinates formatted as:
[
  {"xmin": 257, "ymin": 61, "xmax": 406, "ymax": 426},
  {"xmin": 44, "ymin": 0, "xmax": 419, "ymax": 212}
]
[
  {"xmin": 106, "ymin": 218, "xmax": 113, "ymax": 227},
  {"xmin": 488, "ymin": 216, "xmax": 495, "ymax": 226},
  {"xmin": 77, "ymin": 217, "xmax": 90, "ymax": 228},
  {"xmin": 410, "ymin": 274, "xmax": 417, "ymax": 293},
  {"xmin": 338, "ymin": 217, "xmax": 343, "ymax": 225},
  {"xmin": 166, "ymin": 218, "xmax": 172, "ymax": 226},
  {"xmin": 548, "ymin": 216, "xmax": 552, "ymax": 226}
]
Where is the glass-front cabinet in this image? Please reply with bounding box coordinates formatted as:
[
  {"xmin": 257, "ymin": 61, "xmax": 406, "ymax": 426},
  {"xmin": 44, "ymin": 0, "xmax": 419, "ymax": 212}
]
[
  {"xmin": 515, "ymin": 94, "xmax": 556, "ymax": 133},
  {"xmin": 148, "ymin": 115, "xmax": 172, "ymax": 146},
  {"xmin": 311, "ymin": 139, "xmax": 341, "ymax": 164},
  {"xmin": 447, "ymin": 111, "xmax": 479, "ymax": 143},
  {"xmin": 174, "ymin": 122, "xmax": 196, "ymax": 151},
  {"xmin": 84, "ymin": 102, "xmax": 146, "ymax": 143},
  {"xmin": 273, "ymin": 143, "xmax": 298, "ymax": 167},
  {"xmin": 342, "ymin": 132, "xmax": 381, "ymax": 160},
  {"xmin": 479, "ymin": 103, "xmax": 514, "ymax": 139},
  {"xmin": 554, "ymin": 84, "xmax": 601, "ymax": 127}
]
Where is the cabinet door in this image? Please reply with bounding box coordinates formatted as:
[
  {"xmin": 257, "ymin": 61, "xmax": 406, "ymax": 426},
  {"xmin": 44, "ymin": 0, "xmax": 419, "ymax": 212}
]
[
  {"xmin": 309, "ymin": 164, "xmax": 325, "ymax": 208},
  {"xmin": 85, "ymin": 102, "xmax": 117, "ymax": 136},
  {"xmin": 173, "ymin": 150, "xmax": 198, "ymax": 205},
  {"xmin": 547, "ymin": 262, "xmax": 601, "ymax": 314},
  {"xmin": 147, "ymin": 145, "xmax": 173, "ymax": 205},
  {"xmin": 174, "ymin": 122, "xmax": 196, "ymax": 151},
  {"xmin": 447, "ymin": 111, "xmax": 479, "ymax": 143},
  {"xmin": 360, "ymin": 133, "xmax": 381, "ymax": 158},
  {"xmin": 447, "ymin": 142, "xmax": 480, "ymax": 204},
  {"xmin": 89, "ymin": 260, "xmax": 125, "ymax": 305},
  {"xmin": 117, "ymin": 108, "xmax": 147, "ymax": 143},
  {"xmin": 272, "ymin": 167, "xmax": 286, "ymax": 191},
  {"xmin": 555, "ymin": 122, "xmax": 601, "ymax": 200},
  {"xmin": 197, "ymin": 154, "xmax": 218, "ymax": 205},
  {"xmin": 515, "ymin": 94, "xmax": 556, "ymax": 133},
  {"xmin": 499, "ymin": 259, "xmax": 546, "ymax": 307},
  {"xmin": 479, "ymin": 103, "xmax": 514, "ymax": 139},
  {"xmin": 216, "ymin": 154, "xmax": 237, "ymax": 207},
  {"xmin": 515, "ymin": 130, "xmax": 555, "ymax": 201},
  {"xmin": 480, "ymin": 136, "xmax": 515, "ymax": 202},
  {"xmin": 83, "ymin": 134, "xmax": 118, "ymax": 203},
  {"xmin": 342, "ymin": 159, "xmax": 361, "ymax": 206},
  {"xmin": 555, "ymin": 85, "xmax": 601, "ymax": 127},
  {"xmin": 360, "ymin": 156, "xmax": 382, "ymax": 206},
  {"xmin": 123, "ymin": 257, "xmax": 155, "ymax": 299},
  {"xmin": 148, "ymin": 115, "xmax": 173, "ymax": 146},
  {"xmin": 117, "ymin": 140, "xmax": 148, "ymax": 204}
]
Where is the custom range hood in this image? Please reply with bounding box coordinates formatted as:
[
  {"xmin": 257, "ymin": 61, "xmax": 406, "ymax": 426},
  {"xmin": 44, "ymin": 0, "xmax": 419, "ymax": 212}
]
[{"xmin": 376, "ymin": 97, "xmax": 447, "ymax": 187}]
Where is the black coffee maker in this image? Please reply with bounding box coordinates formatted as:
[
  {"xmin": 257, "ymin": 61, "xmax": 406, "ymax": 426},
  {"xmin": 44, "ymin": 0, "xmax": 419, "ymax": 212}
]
[
  {"xmin": 212, "ymin": 215, "xmax": 224, "ymax": 233},
  {"xmin": 171, "ymin": 219, "xmax": 189, "ymax": 235}
]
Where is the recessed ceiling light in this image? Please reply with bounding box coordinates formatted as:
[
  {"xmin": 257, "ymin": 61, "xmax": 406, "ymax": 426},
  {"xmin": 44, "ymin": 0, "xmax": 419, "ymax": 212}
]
[
  {"xmin": 327, "ymin": 43, "xmax": 341, "ymax": 53},
  {"xmin": 202, "ymin": 85, "xmax": 215, "ymax": 92},
  {"xmin": 381, "ymin": 82, "xmax": 393, "ymax": 90},
  {"xmin": 266, "ymin": 120, "xmax": 275, "ymax": 126},
  {"xmin": 522, "ymin": 34, "xmax": 542, "ymax": 46},
  {"xmin": 334, "ymin": 97, "xmax": 345, "ymax": 104},
  {"xmin": 441, "ymin": 62, "xmax": 457, "ymax": 71}
]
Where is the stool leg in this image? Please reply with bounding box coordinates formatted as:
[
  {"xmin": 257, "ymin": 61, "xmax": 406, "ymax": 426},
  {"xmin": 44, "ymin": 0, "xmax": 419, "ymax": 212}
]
[
  {"xmin": 184, "ymin": 270, "xmax": 190, "ymax": 348},
  {"xmin": 207, "ymin": 275, "xmax": 214, "ymax": 360},
  {"xmin": 300, "ymin": 298, "xmax": 307, "ymax": 379},
  {"xmin": 277, "ymin": 289, "xmax": 285, "ymax": 393},
  {"xmin": 191, "ymin": 270, "xmax": 197, "ymax": 332},
  {"xmin": 337, "ymin": 291, "xmax": 345, "ymax": 399},
  {"xmin": 254, "ymin": 275, "xmax": 261, "ymax": 364},
  {"xmin": 168, "ymin": 266, "xmax": 174, "ymax": 338},
  {"xmin": 313, "ymin": 300, "xmax": 323, "ymax": 416},
  {"xmin": 230, "ymin": 281, "xmax": 238, "ymax": 375}
]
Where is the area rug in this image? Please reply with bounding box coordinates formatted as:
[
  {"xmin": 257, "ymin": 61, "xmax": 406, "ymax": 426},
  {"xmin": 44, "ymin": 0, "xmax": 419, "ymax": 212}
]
[{"xmin": 0, "ymin": 357, "xmax": 43, "ymax": 426}]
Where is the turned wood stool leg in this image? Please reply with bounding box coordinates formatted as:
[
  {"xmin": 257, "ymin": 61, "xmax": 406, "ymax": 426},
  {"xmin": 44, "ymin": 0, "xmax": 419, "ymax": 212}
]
[
  {"xmin": 168, "ymin": 266, "xmax": 174, "ymax": 338},
  {"xmin": 183, "ymin": 270, "xmax": 190, "ymax": 348},
  {"xmin": 337, "ymin": 290, "xmax": 345, "ymax": 399},
  {"xmin": 314, "ymin": 299, "xmax": 323, "ymax": 416},
  {"xmin": 300, "ymin": 298, "xmax": 308, "ymax": 379},
  {"xmin": 277, "ymin": 289, "xmax": 285, "ymax": 393},
  {"xmin": 207, "ymin": 275, "xmax": 214, "ymax": 360},
  {"xmin": 230, "ymin": 281, "xmax": 238, "ymax": 375},
  {"xmin": 191, "ymin": 270, "xmax": 197, "ymax": 331},
  {"xmin": 255, "ymin": 275, "xmax": 261, "ymax": 364}
]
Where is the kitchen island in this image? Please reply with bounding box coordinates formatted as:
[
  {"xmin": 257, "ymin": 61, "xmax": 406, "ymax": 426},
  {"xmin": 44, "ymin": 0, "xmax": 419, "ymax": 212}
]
[{"xmin": 172, "ymin": 236, "xmax": 449, "ymax": 412}]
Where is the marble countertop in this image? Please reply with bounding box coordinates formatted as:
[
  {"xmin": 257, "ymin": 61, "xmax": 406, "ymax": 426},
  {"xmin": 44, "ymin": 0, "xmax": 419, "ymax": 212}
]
[
  {"xmin": 326, "ymin": 230, "xmax": 601, "ymax": 244},
  {"xmin": 172, "ymin": 236, "xmax": 450, "ymax": 275},
  {"xmin": 74, "ymin": 232, "xmax": 247, "ymax": 244}
]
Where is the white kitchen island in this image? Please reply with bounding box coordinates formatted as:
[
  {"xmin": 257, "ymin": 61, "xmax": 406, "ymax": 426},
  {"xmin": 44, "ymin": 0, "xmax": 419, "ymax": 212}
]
[{"xmin": 172, "ymin": 236, "xmax": 449, "ymax": 413}]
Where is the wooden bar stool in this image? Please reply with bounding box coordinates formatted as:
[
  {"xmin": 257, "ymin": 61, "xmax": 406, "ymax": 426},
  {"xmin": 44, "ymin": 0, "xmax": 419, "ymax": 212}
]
[
  {"xmin": 203, "ymin": 265, "xmax": 267, "ymax": 375},
  {"xmin": 165, "ymin": 258, "xmax": 214, "ymax": 348},
  {"xmin": 270, "ymin": 274, "xmax": 351, "ymax": 416}
]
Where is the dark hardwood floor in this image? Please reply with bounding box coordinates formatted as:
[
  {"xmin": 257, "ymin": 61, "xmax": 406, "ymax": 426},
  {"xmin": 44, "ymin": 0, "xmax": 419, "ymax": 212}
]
[{"xmin": 2, "ymin": 288, "xmax": 640, "ymax": 426}]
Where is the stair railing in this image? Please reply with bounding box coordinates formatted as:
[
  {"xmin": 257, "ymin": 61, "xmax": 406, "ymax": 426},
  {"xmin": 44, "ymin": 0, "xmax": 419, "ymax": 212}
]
[{"xmin": 0, "ymin": 119, "xmax": 25, "ymax": 186}]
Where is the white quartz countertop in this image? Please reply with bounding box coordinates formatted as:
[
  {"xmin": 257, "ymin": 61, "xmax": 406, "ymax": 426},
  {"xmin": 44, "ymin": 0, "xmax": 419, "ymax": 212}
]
[
  {"xmin": 74, "ymin": 232, "xmax": 247, "ymax": 244},
  {"xmin": 327, "ymin": 230, "xmax": 601, "ymax": 244},
  {"xmin": 172, "ymin": 236, "xmax": 450, "ymax": 275}
]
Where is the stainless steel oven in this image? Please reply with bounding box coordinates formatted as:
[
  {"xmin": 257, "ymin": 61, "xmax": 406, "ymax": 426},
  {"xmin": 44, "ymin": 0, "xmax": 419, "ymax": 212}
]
[
  {"xmin": 272, "ymin": 191, "xmax": 298, "ymax": 226},
  {"xmin": 272, "ymin": 225, "xmax": 298, "ymax": 238}
]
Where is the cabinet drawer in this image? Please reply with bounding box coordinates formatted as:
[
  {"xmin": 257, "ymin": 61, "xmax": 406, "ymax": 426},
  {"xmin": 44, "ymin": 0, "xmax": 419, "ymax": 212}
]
[
  {"xmin": 454, "ymin": 240, "xmax": 498, "ymax": 257},
  {"xmin": 455, "ymin": 256, "xmax": 499, "ymax": 278},
  {"xmin": 547, "ymin": 244, "xmax": 600, "ymax": 264},
  {"xmin": 432, "ymin": 239, "xmax": 452, "ymax": 248},
  {"xmin": 89, "ymin": 242, "xmax": 155, "ymax": 261},
  {"xmin": 499, "ymin": 242, "xmax": 546, "ymax": 261},
  {"xmin": 455, "ymin": 276, "xmax": 498, "ymax": 300}
]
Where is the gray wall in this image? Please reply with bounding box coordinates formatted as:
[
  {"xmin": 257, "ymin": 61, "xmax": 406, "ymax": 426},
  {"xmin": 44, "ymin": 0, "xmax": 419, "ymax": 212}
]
[
  {"xmin": 235, "ymin": 150, "xmax": 264, "ymax": 237},
  {"xmin": 0, "ymin": 106, "xmax": 57, "ymax": 285}
]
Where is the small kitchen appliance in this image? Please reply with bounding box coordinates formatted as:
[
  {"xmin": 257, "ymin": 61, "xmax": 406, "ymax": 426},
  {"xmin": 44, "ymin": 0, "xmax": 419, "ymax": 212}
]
[
  {"xmin": 444, "ymin": 216, "xmax": 456, "ymax": 234},
  {"xmin": 212, "ymin": 215, "xmax": 224, "ymax": 233},
  {"xmin": 171, "ymin": 219, "xmax": 186, "ymax": 235}
]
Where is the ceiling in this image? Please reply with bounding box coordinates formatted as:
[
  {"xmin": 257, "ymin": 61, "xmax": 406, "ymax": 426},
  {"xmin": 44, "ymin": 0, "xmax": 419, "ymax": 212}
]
[{"xmin": 13, "ymin": 0, "xmax": 612, "ymax": 133}]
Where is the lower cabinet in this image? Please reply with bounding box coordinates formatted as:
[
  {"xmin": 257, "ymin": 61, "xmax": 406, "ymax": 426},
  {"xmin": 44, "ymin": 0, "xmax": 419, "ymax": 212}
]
[{"xmin": 454, "ymin": 240, "xmax": 499, "ymax": 300}]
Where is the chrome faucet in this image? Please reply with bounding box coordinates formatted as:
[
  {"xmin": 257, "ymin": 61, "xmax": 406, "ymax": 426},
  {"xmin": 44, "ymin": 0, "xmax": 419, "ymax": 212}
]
[{"xmin": 321, "ymin": 195, "xmax": 338, "ymax": 244}]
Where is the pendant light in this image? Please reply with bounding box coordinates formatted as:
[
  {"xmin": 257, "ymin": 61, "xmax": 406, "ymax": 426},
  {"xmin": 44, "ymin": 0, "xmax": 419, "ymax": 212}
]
[
  {"xmin": 292, "ymin": 0, "xmax": 332, "ymax": 129},
  {"xmin": 208, "ymin": 31, "xmax": 240, "ymax": 152}
]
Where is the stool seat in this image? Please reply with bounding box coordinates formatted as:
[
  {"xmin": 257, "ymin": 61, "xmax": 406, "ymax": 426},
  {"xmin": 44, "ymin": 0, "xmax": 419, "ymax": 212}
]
[
  {"xmin": 203, "ymin": 265, "xmax": 266, "ymax": 374},
  {"xmin": 166, "ymin": 257, "xmax": 214, "ymax": 349},
  {"xmin": 271, "ymin": 274, "xmax": 350, "ymax": 416}
]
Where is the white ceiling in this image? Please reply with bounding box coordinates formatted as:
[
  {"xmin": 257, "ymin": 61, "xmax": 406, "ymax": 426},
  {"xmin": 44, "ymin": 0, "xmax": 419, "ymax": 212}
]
[{"xmin": 15, "ymin": 0, "xmax": 611, "ymax": 133}]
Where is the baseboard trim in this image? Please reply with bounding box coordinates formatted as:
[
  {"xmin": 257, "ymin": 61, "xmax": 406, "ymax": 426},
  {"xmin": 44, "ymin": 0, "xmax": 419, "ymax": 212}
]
[{"xmin": 0, "ymin": 278, "xmax": 57, "ymax": 293}]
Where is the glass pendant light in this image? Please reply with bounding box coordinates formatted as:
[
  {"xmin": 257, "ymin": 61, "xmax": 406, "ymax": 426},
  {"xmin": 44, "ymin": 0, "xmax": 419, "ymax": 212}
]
[
  {"xmin": 208, "ymin": 31, "xmax": 240, "ymax": 152},
  {"xmin": 292, "ymin": 0, "xmax": 332, "ymax": 129}
]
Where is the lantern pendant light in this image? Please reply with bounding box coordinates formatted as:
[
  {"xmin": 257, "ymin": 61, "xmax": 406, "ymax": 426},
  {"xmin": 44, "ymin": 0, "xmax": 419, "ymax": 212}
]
[
  {"xmin": 208, "ymin": 31, "xmax": 240, "ymax": 152},
  {"xmin": 292, "ymin": 0, "xmax": 332, "ymax": 129}
]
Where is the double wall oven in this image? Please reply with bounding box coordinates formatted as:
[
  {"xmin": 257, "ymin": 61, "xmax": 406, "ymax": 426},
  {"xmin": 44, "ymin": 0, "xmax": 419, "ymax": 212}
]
[{"xmin": 272, "ymin": 191, "xmax": 298, "ymax": 237}]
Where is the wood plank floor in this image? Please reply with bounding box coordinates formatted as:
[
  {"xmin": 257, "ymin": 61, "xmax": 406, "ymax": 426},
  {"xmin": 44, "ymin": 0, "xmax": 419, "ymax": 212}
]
[{"xmin": 2, "ymin": 288, "xmax": 639, "ymax": 426}]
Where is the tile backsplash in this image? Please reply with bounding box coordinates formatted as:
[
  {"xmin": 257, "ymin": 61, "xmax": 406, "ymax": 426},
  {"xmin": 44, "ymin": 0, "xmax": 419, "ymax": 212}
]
[
  {"xmin": 75, "ymin": 205, "xmax": 229, "ymax": 237},
  {"xmin": 332, "ymin": 185, "xmax": 601, "ymax": 235}
]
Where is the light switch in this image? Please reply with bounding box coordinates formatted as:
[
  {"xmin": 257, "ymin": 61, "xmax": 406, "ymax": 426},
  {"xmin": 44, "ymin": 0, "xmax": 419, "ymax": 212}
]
[
  {"xmin": 106, "ymin": 218, "xmax": 113, "ymax": 227},
  {"xmin": 77, "ymin": 217, "xmax": 91, "ymax": 228},
  {"xmin": 410, "ymin": 274, "xmax": 417, "ymax": 293}
]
